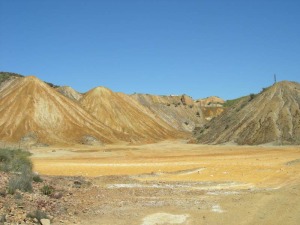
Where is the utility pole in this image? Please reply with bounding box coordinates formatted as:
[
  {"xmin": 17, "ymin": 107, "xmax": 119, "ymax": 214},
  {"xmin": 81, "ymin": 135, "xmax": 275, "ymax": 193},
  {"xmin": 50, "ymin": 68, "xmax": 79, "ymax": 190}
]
[{"xmin": 274, "ymin": 74, "xmax": 277, "ymax": 84}]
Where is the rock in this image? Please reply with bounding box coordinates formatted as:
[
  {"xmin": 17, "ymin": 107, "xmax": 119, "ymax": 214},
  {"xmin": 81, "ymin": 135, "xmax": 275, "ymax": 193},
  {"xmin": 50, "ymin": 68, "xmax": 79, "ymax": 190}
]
[
  {"xmin": 51, "ymin": 192, "xmax": 63, "ymax": 199},
  {"xmin": 80, "ymin": 135, "xmax": 103, "ymax": 146},
  {"xmin": 47, "ymin": 215, "xmax": 54, "ymax": 220},
  {"xmin": 41, "ymin": 218, "xmax": 51, "ymax": 225}
]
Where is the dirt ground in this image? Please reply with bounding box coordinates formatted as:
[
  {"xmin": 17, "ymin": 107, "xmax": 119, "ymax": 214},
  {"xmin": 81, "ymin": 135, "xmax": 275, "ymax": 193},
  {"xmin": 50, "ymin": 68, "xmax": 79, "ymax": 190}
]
[{"xmin": 30, "ymin": 141, "xmax": 300, "ymax": 225}]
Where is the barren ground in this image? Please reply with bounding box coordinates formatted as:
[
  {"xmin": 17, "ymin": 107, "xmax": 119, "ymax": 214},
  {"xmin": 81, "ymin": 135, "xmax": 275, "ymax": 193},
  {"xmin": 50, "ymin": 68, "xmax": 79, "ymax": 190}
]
[{"xmin": 30, "ymin": 141, "xmax": 300, "ymax": 225}]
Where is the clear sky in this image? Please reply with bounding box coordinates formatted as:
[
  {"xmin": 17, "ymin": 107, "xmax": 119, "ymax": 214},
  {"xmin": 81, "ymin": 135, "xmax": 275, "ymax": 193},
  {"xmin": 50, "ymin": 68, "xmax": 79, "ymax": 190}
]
[{"xmin": 1, "ymin": 0, "xmax": 299, "ymax": 100}]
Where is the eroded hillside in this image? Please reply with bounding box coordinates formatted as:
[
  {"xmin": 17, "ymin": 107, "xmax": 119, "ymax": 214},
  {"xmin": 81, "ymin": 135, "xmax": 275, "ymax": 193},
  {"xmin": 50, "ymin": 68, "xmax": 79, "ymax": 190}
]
[
  {"xmin": 0, "ymin": 76, "xmax": 125, "ymax": 145},
  {"xmin": 56, "ymin": 86, "xmax": 82, "ymax": 101},
  {"xmin": 0, "ymin": 75, "xmax": 186, "ymax": 146},
  {"xmin": 79, "ymin": 87, "xmax": 185, "ymax": 143},
  {"xmin": 195, "ymin": 81, "xmax": 300, "ymax": 145},
  {"xmin": 131, "ymin": 94, "xmax": 224, "ymax": 132}
]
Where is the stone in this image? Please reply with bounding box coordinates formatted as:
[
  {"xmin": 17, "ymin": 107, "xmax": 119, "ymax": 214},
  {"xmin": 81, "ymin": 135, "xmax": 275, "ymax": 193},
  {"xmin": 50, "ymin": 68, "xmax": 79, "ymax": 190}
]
[
  {"xmin": 41, "ymin": 218, "xmax": 51, "ymax": 225},
  {"xmin": 51, "ymin": 192, "xmax": 63, "ymax": 199},
  {"xmin": 48, "ymin": 215, "xmax": 54, "ymax": 220}
]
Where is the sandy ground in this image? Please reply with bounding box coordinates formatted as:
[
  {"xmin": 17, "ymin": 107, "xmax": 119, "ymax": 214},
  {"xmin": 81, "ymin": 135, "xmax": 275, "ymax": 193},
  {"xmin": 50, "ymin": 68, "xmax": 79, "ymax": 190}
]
[{"xmin": 30, "ymin": 141, "xmax": 300, "ymax": 225}]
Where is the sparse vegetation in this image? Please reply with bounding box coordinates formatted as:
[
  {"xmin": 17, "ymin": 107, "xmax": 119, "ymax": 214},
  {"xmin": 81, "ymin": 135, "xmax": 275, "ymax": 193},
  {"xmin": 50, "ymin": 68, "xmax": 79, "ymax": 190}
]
[
  {"xmin": 0, "ymin": 148, "xmax": 35, "ymax": 194},
  {"xmin": 0, "ymin": 71, "xmax": 59, "ymax": 88},
  {"xmin": 41, "ymin": 185, "xmax": 54, "ymax": 196},
  {"xmin": 222, "ymin": 96, "xmax": 248, "ymax": 108},
  {"xmin": 0, "ymin": 72, "xmax": 23, "ymax": 85},
  {"xmin": 8, "ymin": 174, "xmax": 33, "ymax": 194},
  {"xmin": 33, "ymin": 174, "xmax": 43, "ymax": 183},
  {"xmin": 26, "ymin": 210, "xmax": 48, "ymax": 223},
  {"xmin": 0, "ymin": 148, "xmax": 32, "ymax": 173},
  {"xmin": 249, "ymin": 93, "xmax": 256, "ymax": 101}
]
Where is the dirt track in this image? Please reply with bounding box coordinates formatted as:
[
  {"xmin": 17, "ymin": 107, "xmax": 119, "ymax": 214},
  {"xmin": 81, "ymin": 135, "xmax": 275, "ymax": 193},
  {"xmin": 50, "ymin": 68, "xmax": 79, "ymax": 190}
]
[{"xmin": 30, "ymin": 142, "xmax": 300, "ymax": 225}]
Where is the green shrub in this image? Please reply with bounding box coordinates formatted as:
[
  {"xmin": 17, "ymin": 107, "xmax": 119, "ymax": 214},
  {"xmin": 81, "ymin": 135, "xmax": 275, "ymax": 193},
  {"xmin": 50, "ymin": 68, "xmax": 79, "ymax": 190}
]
[
  {"xmin": 8, "ymin": 174, "xmax": 33, "ymax": 194},
  {"xmin": 26, "ymin": 210, "xmax": 48, "ymax": 223},
  {"xmin": 0, "ymin": 162, "xmax": 10, "ymax": 172},
  {"xmin": 11, "ymin": 157, "xmax": 33, "ymax": 174},
  {"xmin": 0, "ymin": 149, "xmax": 12, "ymax": 162},
  {"xmin": 0, "ymin": 148, "xmax": 35, "ymax": 195},
  {"xmin": 0, "ymin": 149, "xmax": 13, "ymax": 172},
  {"xmin": 249, "ymin": 93, "xmax": 256, "ymax": 101},
  {"xmin": 41, "ymin": 185, "xmax": 54, "ymax": 196},
  {"xmin": 0, "ymin": 149, "xmax": 32, "ymax": 173},
  {"xmin": 33, "ymin": 174, "xmax": 43, "ymax": 183}
]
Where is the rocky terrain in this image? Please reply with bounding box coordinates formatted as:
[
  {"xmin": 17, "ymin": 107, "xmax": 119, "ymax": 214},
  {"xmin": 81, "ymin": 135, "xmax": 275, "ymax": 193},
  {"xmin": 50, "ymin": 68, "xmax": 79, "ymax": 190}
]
[
  {"xmin": 131, "ymin": 94, "xmax": 224, "ymax": 132},
  {"xmin": 0, "ymin": 171, "xmax": 81, "ymax": 225},
  {"xmin": 2, "ymin": 143, "xmax": 299, "ymax": 225},
  {"xmin": 194, "ymin": 81, "xmax": 300, "ymax": 145}
]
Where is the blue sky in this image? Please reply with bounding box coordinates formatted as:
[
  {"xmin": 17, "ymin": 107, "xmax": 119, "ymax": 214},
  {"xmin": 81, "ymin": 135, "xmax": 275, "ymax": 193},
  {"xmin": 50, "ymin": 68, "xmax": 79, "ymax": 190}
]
[{"xmin": 1, "ymin": 0, "xmax": 299, "ymax": 100}]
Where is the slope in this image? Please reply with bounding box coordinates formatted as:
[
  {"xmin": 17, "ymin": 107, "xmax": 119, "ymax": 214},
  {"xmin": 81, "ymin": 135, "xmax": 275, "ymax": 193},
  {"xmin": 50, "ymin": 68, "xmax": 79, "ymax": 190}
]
[
  {"xmin": 57, "ymin": 86, "xmax": 82, "ymax": 101},
  {"xmin": 195, "ymin": 96, "xmax": 225, "ymax": 107},
  {"xmin": 0, "ymin": 72, "xmax": 59, "ymax": 92},
  {"xmin": 0, "ymin": 76, "xmax": 123, "ymax": 145},
  {"xmin": 131, "ymin": 94, "xmax": 211, "ymax": 132},
  {"xmin": 195, "ymin": 81, "xmax": 300, "ymax": 145},
  {"xmin": 79, "ymin": 87, "xmax": 185, "ymax": 143}
]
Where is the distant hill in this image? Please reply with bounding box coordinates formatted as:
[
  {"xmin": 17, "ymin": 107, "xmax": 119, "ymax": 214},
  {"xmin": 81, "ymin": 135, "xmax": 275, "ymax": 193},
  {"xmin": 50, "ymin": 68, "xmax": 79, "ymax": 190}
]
[
  {"xmin": 131, "ymin": 94, "xmax": 224, "ymax": 132},
  {"xmin": 131, "ymin": 94, "xmax": 204, "ymax": 132},
  {"xmin": 0, "ymin": 75, "xmax": 186, "ymax": 145},
  {"xmin": 0, "ymin": 76, "xmax": 125, "ymax": 145},
  {"xmin": 56, "ymin": 86, "xmax": 82, "ymax": 101},
  {"xmin": 79, "ymin": 87, "xmax": 185, "ymax": 143},
  {"xmin": 194, "ymin": 81, "xmax": 300, "ymax": 145},
  {"xmin": 3, "ymin": 72, "xmax": 297, "ymax": 146}
]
